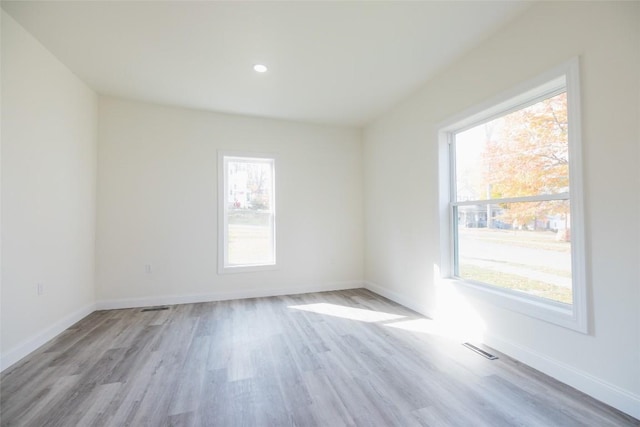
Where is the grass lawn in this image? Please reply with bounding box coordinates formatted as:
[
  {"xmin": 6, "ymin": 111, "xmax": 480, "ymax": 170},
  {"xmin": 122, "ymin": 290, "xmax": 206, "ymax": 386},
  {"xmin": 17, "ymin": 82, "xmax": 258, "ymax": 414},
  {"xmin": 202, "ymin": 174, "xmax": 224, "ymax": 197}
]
[{"xmin": 460, "ymin": 264, "xmax": 572, "ymax": 304}]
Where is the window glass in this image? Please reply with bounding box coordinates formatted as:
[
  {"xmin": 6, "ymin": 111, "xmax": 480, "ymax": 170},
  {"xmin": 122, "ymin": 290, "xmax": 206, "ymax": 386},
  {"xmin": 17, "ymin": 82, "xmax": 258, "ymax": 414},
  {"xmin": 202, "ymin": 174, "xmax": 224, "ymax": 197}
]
[
  {"xmin": 452, "ymin": 91, "xmax": 572, "ymax": 305},
  {"xmin": 221, "ymin": 155, "xmax": 275, "ymax": 271},
  {"xmin": 455, "ymin": 92, "xmax": 569, "ymax": 202},
  {"xmin": 454, "ymin": 200, "xmax": 572, "ymax": 304}
]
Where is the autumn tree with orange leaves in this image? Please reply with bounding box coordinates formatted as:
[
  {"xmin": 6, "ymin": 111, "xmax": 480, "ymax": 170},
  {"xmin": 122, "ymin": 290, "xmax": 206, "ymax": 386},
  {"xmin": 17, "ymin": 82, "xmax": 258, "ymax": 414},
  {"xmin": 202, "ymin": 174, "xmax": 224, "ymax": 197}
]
[{"xmin": 481, "ymin": 92, "xmax": 570, "ymax": 232}]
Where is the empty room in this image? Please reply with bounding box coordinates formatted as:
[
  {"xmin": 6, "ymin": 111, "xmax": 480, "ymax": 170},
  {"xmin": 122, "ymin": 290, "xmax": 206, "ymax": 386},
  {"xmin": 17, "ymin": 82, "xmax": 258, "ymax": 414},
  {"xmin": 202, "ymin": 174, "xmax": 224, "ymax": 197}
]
[{"xmin": 1, "ymin": 1, "xmax": 639, "ymax": 425}]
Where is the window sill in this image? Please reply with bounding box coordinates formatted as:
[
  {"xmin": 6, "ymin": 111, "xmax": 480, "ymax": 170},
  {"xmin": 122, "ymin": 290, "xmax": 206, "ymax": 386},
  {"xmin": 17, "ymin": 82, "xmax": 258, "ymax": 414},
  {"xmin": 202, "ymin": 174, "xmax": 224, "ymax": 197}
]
[{"xmin": 218, "ymin": 263, "xmax": 278, "ymax": 275}]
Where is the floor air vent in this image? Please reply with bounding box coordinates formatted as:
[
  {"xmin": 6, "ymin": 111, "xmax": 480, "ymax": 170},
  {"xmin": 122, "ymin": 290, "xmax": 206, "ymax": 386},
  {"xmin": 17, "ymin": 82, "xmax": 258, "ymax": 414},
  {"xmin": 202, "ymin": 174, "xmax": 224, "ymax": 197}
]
[
  {"xmin": 463, "ymin": 343, "xmax": 498, "ymax": 360},
  {"xmin": 141, "ymin": 306, "xmax": 169, "ymax": 312}
]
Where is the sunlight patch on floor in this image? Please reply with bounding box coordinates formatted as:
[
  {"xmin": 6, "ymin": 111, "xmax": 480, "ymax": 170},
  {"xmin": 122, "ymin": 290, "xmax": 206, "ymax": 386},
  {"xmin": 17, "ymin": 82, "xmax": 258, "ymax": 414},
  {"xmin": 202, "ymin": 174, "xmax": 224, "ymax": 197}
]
[
  {"xmin": 384, "ymin": 317, "xmax": 483, "ymax": 342},
  {"xmin": 288, "ymin": 303, "xmax": 406, "ymax": 322}
]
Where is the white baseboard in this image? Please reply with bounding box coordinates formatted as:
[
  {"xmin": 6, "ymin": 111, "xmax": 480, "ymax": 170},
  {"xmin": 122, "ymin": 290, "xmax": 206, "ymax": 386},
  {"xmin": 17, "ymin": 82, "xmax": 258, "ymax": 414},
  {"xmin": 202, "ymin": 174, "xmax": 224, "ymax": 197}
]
[
  {"xmin": 0, "ymin": 303, "xmax": 96, "ymax": 373},
  {"xmin": 364, "ymin": 279, "xmax": 640, "ymax": 420},
  {"xmin": 96, "ymin": 281, "xmax": 364, "ymax": 310},
  {"xmin": 483, "ymin": 333, "xmax": 640, "ymax": 420}
]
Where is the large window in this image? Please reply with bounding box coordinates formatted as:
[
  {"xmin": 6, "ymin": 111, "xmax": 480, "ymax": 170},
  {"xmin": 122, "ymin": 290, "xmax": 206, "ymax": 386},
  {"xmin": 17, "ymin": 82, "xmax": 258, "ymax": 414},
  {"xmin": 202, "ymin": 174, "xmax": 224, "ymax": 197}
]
[
  {"xmin": 218, "ymin": 152, "xmax": 276, "ymax": 273},
  {"xmin": 439, "ymin": 59, "xmax": 587, "ymax": 332}
]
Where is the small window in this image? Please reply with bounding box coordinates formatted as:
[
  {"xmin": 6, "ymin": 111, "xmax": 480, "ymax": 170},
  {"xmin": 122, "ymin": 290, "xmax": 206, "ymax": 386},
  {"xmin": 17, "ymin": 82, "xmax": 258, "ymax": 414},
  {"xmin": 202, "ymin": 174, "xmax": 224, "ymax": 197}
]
[
  {"xmin": 218, "ymin": 152, "xmax": 276, "ymax": 273},
  {"xmin": 439, "ymin": 59, "xmax": 587, "ymax": 332}
]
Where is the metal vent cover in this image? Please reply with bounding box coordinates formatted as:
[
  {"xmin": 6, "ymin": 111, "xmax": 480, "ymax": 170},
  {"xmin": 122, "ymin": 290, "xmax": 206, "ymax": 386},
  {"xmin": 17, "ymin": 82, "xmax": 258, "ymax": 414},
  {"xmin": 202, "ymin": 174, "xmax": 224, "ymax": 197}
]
[
  {"xmin": 463, "ymin": 342, "xmax": 498, "ymax": 360},
  {"xmin": 141, "ymin": 306, "xmax": 169, "ymax": 312}
]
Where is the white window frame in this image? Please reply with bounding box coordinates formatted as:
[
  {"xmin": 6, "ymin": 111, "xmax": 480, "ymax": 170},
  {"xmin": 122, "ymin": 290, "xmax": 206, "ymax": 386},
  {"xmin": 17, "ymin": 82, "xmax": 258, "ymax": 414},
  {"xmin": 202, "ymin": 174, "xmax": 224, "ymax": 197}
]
[
  {"xmin": 218, "ymin": 151, "xmax": 277, "ymax": 274},
  {"xmin": 437, "ymin": 58, "xmax": 588, "ymax": 333}
]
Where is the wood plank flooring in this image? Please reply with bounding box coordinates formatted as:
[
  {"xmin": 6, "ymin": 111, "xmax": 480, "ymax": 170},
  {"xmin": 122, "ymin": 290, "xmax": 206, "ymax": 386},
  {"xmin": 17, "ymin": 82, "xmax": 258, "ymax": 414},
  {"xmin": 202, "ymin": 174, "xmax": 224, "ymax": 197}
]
[{"xmin": 1, "ymin": 289, "xmax": 638, "ymax": 426}]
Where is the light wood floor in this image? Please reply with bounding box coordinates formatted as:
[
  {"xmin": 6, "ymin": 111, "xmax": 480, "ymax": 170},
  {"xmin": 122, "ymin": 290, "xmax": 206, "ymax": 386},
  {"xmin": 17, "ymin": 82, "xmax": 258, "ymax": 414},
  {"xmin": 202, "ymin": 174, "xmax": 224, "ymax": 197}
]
[{"xmin": 1, "ymin": 289, "xmax": 638, "ymax": 426}]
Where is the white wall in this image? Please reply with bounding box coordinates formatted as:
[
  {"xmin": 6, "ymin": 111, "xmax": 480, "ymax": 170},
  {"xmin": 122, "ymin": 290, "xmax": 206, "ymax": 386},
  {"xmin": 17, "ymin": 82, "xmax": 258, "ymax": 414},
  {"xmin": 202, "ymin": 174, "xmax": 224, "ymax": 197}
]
[
  {"xmin": 363, "ymin": 1, "xmax": 640, "ymax": 418},
  {"xmin": 97, "ymin": 96, "xmax": 363, "ymax": 306},
  {"xmin": 1, "ymin": 12, "xmax": 97, "ymax": 368}
]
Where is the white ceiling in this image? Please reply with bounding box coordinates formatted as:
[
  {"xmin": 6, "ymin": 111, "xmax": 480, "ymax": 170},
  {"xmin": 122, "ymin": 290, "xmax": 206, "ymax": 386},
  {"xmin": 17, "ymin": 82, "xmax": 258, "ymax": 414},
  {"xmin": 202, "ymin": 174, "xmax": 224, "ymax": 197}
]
[{"xmin": 2, "ymin": 1, "xmax": 531, "ymax": 127}]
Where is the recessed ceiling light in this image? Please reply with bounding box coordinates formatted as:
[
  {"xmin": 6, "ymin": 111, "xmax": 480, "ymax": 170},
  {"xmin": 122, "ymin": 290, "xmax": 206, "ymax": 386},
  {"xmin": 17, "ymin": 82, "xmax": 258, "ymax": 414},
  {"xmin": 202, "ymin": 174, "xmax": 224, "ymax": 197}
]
[{"xmin": 253, "ymin": 64, "xmax": 268, "ymax": 73}]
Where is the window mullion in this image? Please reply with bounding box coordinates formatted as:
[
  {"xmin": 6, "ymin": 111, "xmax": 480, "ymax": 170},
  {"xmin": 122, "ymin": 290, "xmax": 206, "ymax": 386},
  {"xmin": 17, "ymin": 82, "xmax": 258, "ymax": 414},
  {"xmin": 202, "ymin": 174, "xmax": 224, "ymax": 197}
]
[{"xmin": 453, "ymin": 192, "xmax": 570, "ymax": 207}]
